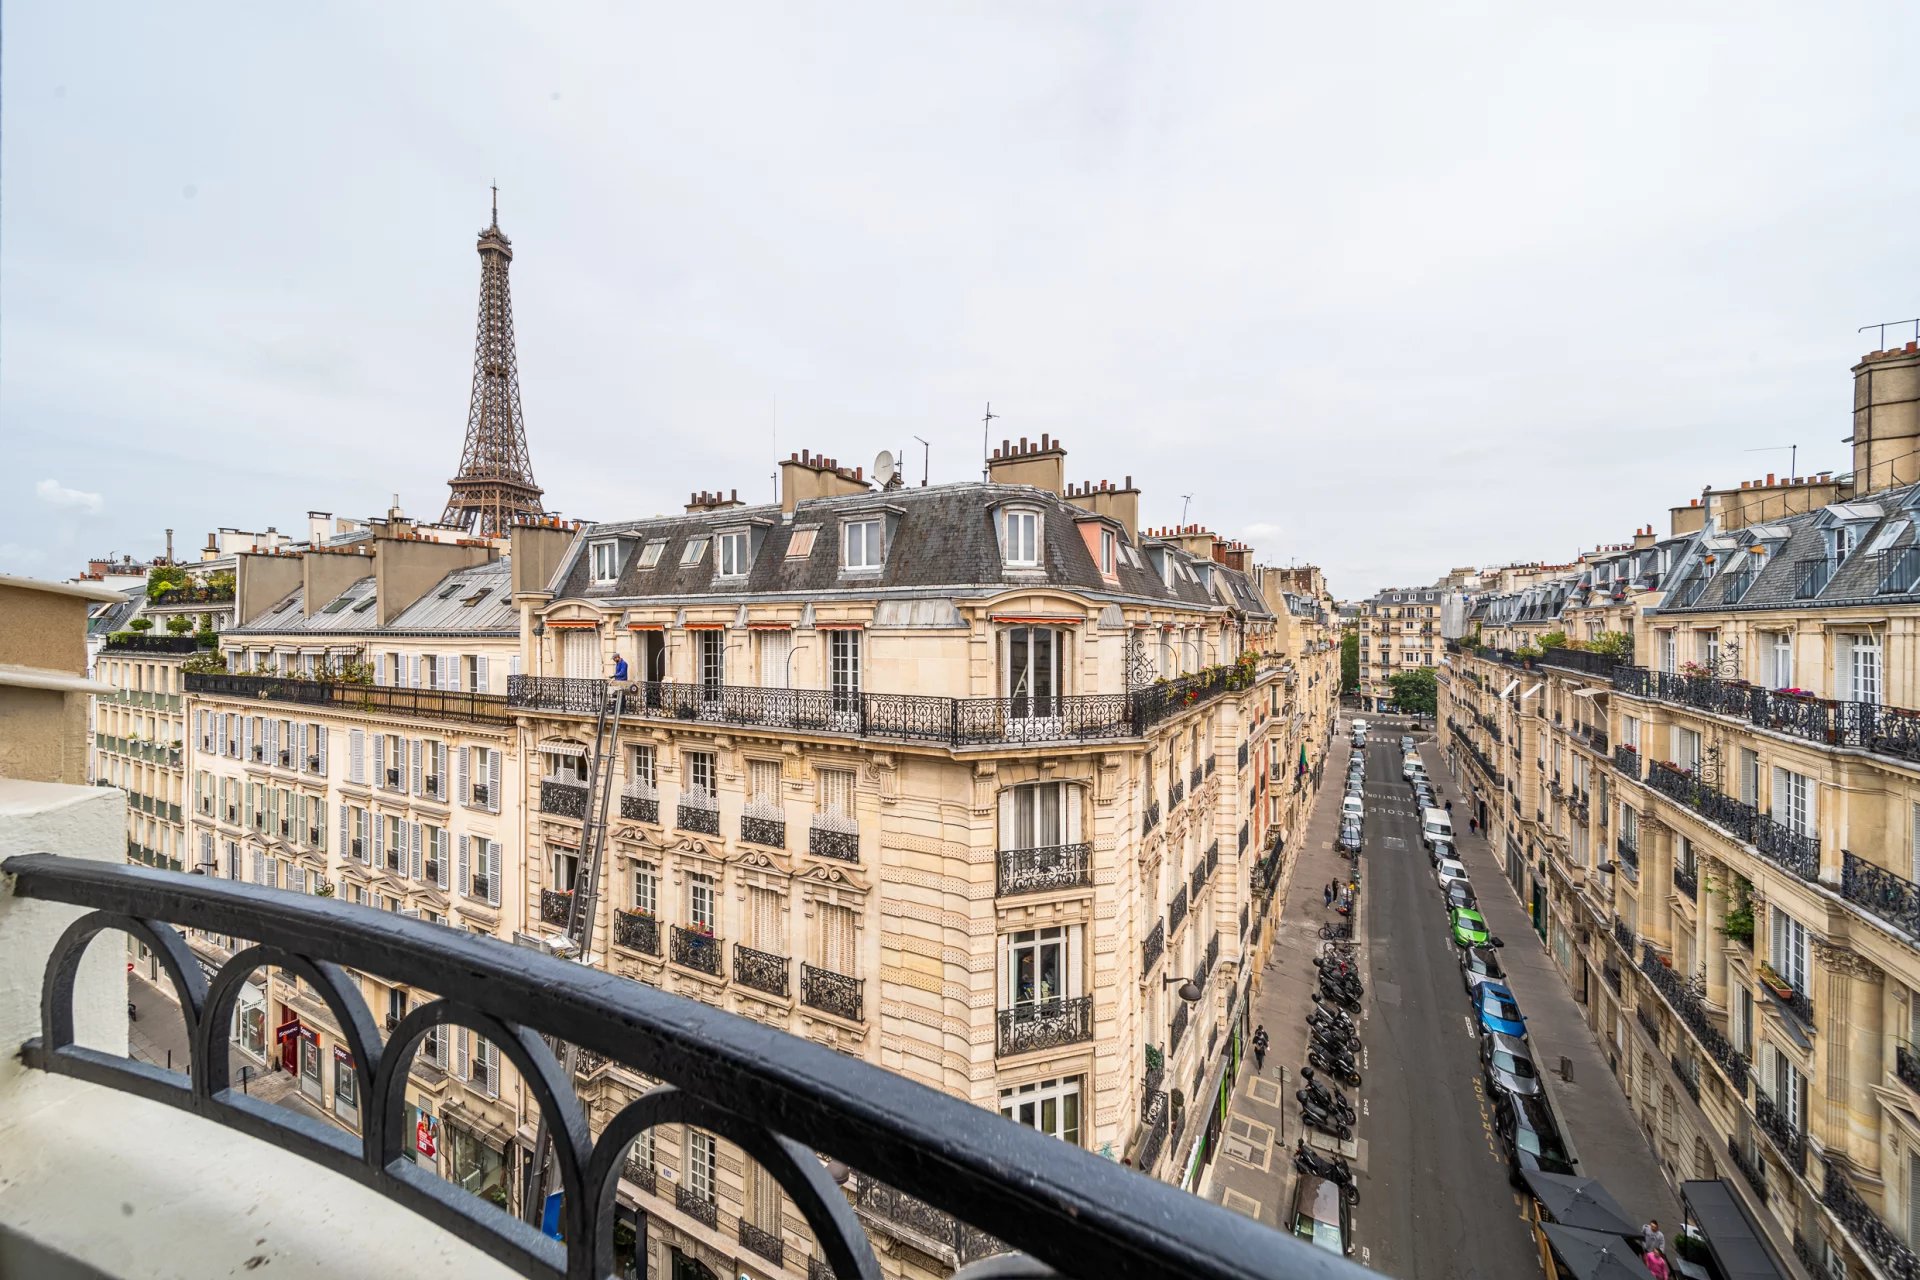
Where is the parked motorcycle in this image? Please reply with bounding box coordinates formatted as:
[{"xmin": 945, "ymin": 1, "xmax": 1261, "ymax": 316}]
[
  {"xmin": 1297, "ymin": 1088, "xmax": 1354, "ymax": 1141},
  {"xmin": 1293, "ymin": 1139, "xmax": 1360, "ymax": 1205},
  {"xmin": 1308, "ymin": 1018, "xmax": 1361, "ymax": 1051},
  {"xmin": 1316, "ymin": 979, "xmax": 1362, "ymax": 1013},
  {"xmin": 1308, "ymin": 1044, "xmax": 1363, "ymax": 1087},
  {"xmin": 1308, "ymin": 993, "xmax": 1358, "ymax": 1030},
  {"xmin": 1299, "ymin": 1069, "xmax": 1356, "ymax": 1124}
]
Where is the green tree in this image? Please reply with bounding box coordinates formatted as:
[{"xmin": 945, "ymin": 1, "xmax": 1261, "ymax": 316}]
[
  {"xmin": 127, "ymin": 617, "xmax": 154, "ymax": 632},
  {"xmin": 1340, "ymin": 631, "xmax": 1359, "ymax": 693},
  {"xmin": 1387, "ymin": 667, "xmax": 1437, "ymax": 716},
  {"xmin": 1589, "ymin": 630, "xmax": 1633, "ymax": 659},
  {"xmin": 165, "ymin": 615, "xmax": 193, "ymax": 634},
  {"xmin": 145, "ymin": 564, "xmax": 189, "ymax": 601},
  {"xmin": 1538, "ymin": 630, "xmax": 1570, "ymax": 650}
]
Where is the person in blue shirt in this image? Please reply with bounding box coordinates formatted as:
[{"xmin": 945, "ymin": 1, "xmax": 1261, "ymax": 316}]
[{"xmin": 612, "ymin": 653, "xmax": 629, "ymax": 681}]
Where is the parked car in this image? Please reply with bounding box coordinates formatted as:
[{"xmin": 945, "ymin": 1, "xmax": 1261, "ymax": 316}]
[
  {"xmin": 1489, "ymin": 1086, "xmax": 1577, "ymax": 1186},
  {"xmin": 1337, "ymin": 822, "xmax": 1363, "ymax": 854},
  {"xmin": 1481, "ymin": 1031, "xmax": 1542, "ymax": 1099},
  {"xmin": 1450, "ymin": 907, "xmax": 1490, "ymax": 948},
  {"xmin": 1474, "ymin": 982, "xmax": 1527, "ymax": 1038},
  {"xmin": 1444, "ymin": 881, "xmax": 1478, "ymax": 914},
  {"xmin": 1428, "ymin": 837, "xmax": 1456, "ymax": 866},
  {"xmin": 1287, "ymin": 1173, "xmax": 1354, "ymax": 1256},
  {"xmin": 1435, "ymin": 859, "xmax": 1469, "ymax": 890},
  {"xmin": 1460, "ymin": 944, "xmax": 1506, "ymax": 995},
  {"xmin": 1412, "ymin": 785, "xmax": 1436, "ymax": 810},
  {"xmin": 1400, "ymin": 735, "xmax": 1416, "ymax": 753},
  {"xmin": 1342, "ymin": 796, "xmax": 1365, "ymax": 824},
  {"xmin": 1352, "ymin": 719, "xmax": 1370, "ymax": 735}
]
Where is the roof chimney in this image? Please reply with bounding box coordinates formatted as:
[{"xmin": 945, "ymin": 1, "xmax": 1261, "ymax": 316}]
[
  {"xmin": 986, "ymin": 434, "xmax": 1067, "ymax": 494},
  {"xmin": 778, "ymin": 451, "xmax": 873, "ymax": 513}
]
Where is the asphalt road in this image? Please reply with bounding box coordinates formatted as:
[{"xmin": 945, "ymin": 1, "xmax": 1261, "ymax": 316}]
[{"xmin": 1352, "ymin": 732, "xmax": 1543, "ymax": 1279}]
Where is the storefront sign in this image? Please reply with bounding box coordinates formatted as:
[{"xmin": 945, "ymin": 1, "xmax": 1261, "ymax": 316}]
[
  {"xmin": 332, "ymin": 1045, "xmax": 354, "ymax": 1067},
  {"xmin": 274, "ymin": 1018, "xmax": 302, "ymax": 1045},
  {"xmin": 416, "ymin": 1115, "xmax": 438, "ymax": 1158}
]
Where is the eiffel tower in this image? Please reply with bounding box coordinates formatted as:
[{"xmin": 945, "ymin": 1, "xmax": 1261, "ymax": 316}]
[{"xmin": 442, "ymin": 190, "xmax": 545, "ymax": 537}]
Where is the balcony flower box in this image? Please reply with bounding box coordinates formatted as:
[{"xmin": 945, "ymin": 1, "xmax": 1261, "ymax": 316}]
[
  {"xmin": 1757, "ymin": 962, "xmax": 1796, "ymax": 1001},
  {"xmin": 1774, "ymin": 687, "xmax": 1815, "ymax": 700}
]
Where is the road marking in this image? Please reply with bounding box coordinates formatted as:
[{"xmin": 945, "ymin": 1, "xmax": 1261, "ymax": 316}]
[{"xmin": 1362, "ymin": 1247, "xmax": 1372, "ymax": 1265}]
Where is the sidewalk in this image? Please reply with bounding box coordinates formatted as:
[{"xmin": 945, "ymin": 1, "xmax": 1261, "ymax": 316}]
[
  {"xmin": 1204, "ymin": 720, "xmax": 1359, "ymax": 1225},
  {"xmin": 1423, "ymin": 741, "xmax": 1682, "ymax": 1234},
  {"xmin": 129, "ymin": 972, "xmax": 318, "ymax": 1115}
]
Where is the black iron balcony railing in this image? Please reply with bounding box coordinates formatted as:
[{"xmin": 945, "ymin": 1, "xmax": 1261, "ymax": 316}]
[
  {"xmin": 507, "ymin": 665, "xmax": 1263, "ymax": 748},
  {"xmin": 1645, "ymin": 761, "xmax": 1762, "ymax": 846},
  {"xmin": 613, "ymin": 909, "xmax": 659, "ymax": 955},
  {"xmin": 734, "ymin": 944, "xmax": 790, "ymax": 998},
  {"xmin": 1191, "ymin": 861, "xmax": 1207, "ymax": 902},
  {"xmin": 1640, "ymin": 943, "xmax": 1749, "ymax": 1092},
  {"xmin": 618, "ymin": 786, "xmax": 659, "ymax": 825},
  {"xmin": 1636, "ymin": 1005, "xmax": 1661, "ymax": 1046},
  {"xmin": 1142, "ymin": 802, "xmax": 1161, "ymax": 836},
  {"xmin": 1674, "ymin": 863, "xmax": 1698, "ymax": 900},
  {"xmin": 1822, "ymin": 1157, "xmax": 1919, "ymax": 1280},
  {"xmin": 677, "ymin": 799, "xmax": 721, "ymax": 836},
  {"xmin": 741, "ymin": 813, "xmax": 786, "ymax": 849},
  {"xmin": 1616, "ymin": 835, "xmax": 1640, "ymax": 875},
  {"xmin": 1170, "ymin": 1002, "xmax": 1190, "ymax": 1052},
  {"xmin": 1191, "ymin": 765, "xmax": 1204, "ymax": 791},
  {"xmin": 539, "ymin": 779, "xmax": 589, "ymax": 821},
  {"xmin": 1793, "ymin": 556, "xmax": 1834, "ymax": 600},
  {"xmin": 1613, "ymin": 744, "xmax": 1641, "ymax": 780},
  {"xmin": 1168, "ymin": 886, "xmax": 1189, "ymax": 935},
  {"xmin": 1842, "ymin": 851, "xmax": 1920, "ymax": 941},
  {"xmin": 1142, "ymin": 918, "xmax": 1165, "ymax": 972},
  {"xmin": 669, "ymin": 925, "xmax": 723, "ymax": 976},
  {"xmin": 1755, "ymin": 1091, "xmax": 1807, "ymax": 1175},
  {"xmin": 1897, "ymin": 1042, "xmax": 1920, "ymax": 1096},
  {"xmin": 1602, "ymin": 959, "xmax": 1622, "ymax": 996},
  {"xmin": 186, "ymin": 672, "xmax": 512, "ymax": 725},
  {"xmin": 1136, "ymin": 1090, "xmax": 1170, "ymax": 1172},
  {"xmin": 852, "ymin": 1176, "xmax": 1005, "ymax": 1268},
  {"xmin": 3, "ymin": 854, "xmax": 1344, "ymax": 1280},
  {"xmin": 1612, "ymin": 664, "xmax": 1920, "ymax": 766},
  {"xmin": 1753, "ymin": 815, "xmax": 1820, "ymax": 881},
  {"xmin": 1727, "ymin": 1138, "xmax": 1768, "ymax": 1203},
  {"xmin": 799, "ymin": 964, "xmax": 863, "ymax": 1022},
  {"xmin": 676, "ymin": 1182, "xmax": 719, "ymax": 1229},
  {"xmin": 997, "ymin": 995, "xmax": 1095, "ymax": 1057},
  {"xmin": 996, "ymin": 843, "xmax": 1093, "ymax": 897},
  {"xmin": 1671, "ymin": 1053, "xmax": 1701, "ymax": 1104},
  {"xmin": 738, "ymin": 1218, "xmax": 784, "ymax": 1266},
  {"xmin": 540, "ymin": 888, "xmax": 573, "ymax": 928},
  {"xmin": 808, "ymin": 822, "xmax": 859, "ymax": 863},
  {"xmin": 1169, "ymin": 780, "xmax": 1184, "ymax": 808},
  {"xmin": 1878, "ymin": 546, "xmax": 1920, "ymax": 595}
]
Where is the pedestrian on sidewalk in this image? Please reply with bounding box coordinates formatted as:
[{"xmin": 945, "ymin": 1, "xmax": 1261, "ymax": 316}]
[
  {"xmin": 1445, "ymin": 799, "xmax": 1453, "ymax": 813},
  {"xmin": 1643, "ymin": 1250, "xmax": 1670, "ymax": 1280},
  {"xmin": 1469, "ymin": 816, "xmax": 1478, "ymax": 836},
  {"xmin": 1641, "ymin": 1220, "xmax": 1667, "ymax": 1267},
  {"xmin": 1324, "ymin": 882, "xmax": 1335, "ymax": 908},
  {"xmin": 1252, "ymin": 1025, "xmax": 1269, "ymax": 1072}
]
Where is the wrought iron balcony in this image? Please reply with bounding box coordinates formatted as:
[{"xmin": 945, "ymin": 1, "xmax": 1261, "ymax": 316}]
[
  {"xmin": 1645, "ymin": 762, "xmax": 1759, "ymax": 845},
  {"xmin": 1611, "ymin": 663, "xmax": 1920, "ymax": 767},
  {"xmin": 1191, "ymin": 860, "xmax": 1207, "ymax": 902},
  {"xmin": 1169, "ymin": 886, "xmax": 1189, "ymax": 935},
  {"xmin": 1615, "ymin": 835, "xmax": 1640, "ymax": 875},
  {"xmin": 676, "ymin": 799, "xmax": 720, "ymax": 836},
  {"xmin": 613, "ymin": 909, "xmax": 659, "ymax": 955},
  {"xmin": 1794, "ymin": 556, "xmax": 1834, "ymax": 599},
  {"xmin": 2, "ymin": 852, "xmax": 1346, "ymax": 1280},
  {"xmin": 1191, "ymin": 765, "xmax": 1204, "ymax": 790},
  {"xmin": 740, "ymin": 812, "xmax": 786, "ymax": 849},
  {"xmin": 1673, "ymin": 863, "xmax": 1697, "ymax": 900},
  {"xmin": 1171, "ymin": 1002, "xmax": 1190, "ymax": 1052},
  {"xmin": 996, "ymin": 843, "xmax": 1093, "ymax": 897},
  {"xmin": 1755, "ymin": 1091, "xmax": 1807, "ymax": 1175},
  {"xmin": 1754, "ymin": 815, "xmax": 1820, "ymax": 882},
  {"xmin": 1671, "ymin": 1053, "xmax": 1701, "ymax": 1104},
  {"xmin": 539, "ymin": 778, "xmax": 588, "ymax": 821},
  {"xmin": 1612, "ymin": 744, "xmax": 1641, "ymax": 780},
  {"xmin": 669, "ymin": 925, "xmax": 723, "ymax": 976},
  {"xmin": 618, "ymin": 785, "xmax": 659, "ymax": 825},
  {"xmin": 1636, "ymin": 1005, "xmax": 1661, "ymax": 1046},
  {"xmin": 1169, "ymin": 780, "xmax": 1184, "ymax": 808},
  {"xmin": 808, "ymin": 822, "xmax": 859, "ymax": 863},
  {"xmin": 1142, "ymin": 802, "xmax": 1161, "ymax": 836},
  {"xmin": 186, "ymin": 672, "xmax": 513, "ymax": 725},
  {"xmin": 997, "ymin": 996, "xmax": 1094, "ymax": 1057},
  {"xmin": 734, "ymin": 944, "xmax": 790, "ymax": 998},
  {"xmin": 1896, "ymin": 1042, "xmax": 1920, "ymax": 1096},
  {"xmin": 739, "ymin": 1218, "xmax": 784, "ymax": 1266},
  {"xmin": 1842, "ymin": 850, "xmax": 1920, "ymax": 940},
  {"xmin": 1821, "ymin": 1157, "xmax": 1918, "ymax": 1280},
  {"xmin": 1640, "ymin": 943, "xmax": 1749, "ymax": 1092},
  {"xmin": 675, "ymin": 1182, "xmax": 718, "ymax": 1228},
  {"xmin": 1141, "ymin": 918, "xmax": 1165, "ymax": 972},
  {"xmin": 799, "ymin": 964, "xmax": 863, "ymax": 1021},
  {"xmin": 540, "ymin": 888, "xmax": 573, "ymax": 928},
  {"xmin": 1136, "ymin": 1090, "xmax": 1170, "ymax": 1172},
  {"xmin": 1727, "ymin": 1138, "xmax": 1768, "ymax": 1203},
  {"xmin": 1602, "ymin": 959, "xmax": 1622, "ymax": 996}
]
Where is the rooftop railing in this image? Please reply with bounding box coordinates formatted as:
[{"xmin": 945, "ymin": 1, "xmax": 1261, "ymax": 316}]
[
  {"xmin": 187, "ymin": 672, "xmax": 514, "ymax": 726},
  {"xmin": 2, "ymin": 853, "xmax": 1349, "ymax": 1280},
  {"xmin": 507, "ymin": 663, "xmax": 1268, "ymax": 749}
]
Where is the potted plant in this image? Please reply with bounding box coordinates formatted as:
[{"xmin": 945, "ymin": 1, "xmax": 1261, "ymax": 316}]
[
  {"xmin": 165, "ymin": 615, "xmax": 193, "ymax": 635},
  {"xmin": 128, "ymin": 617, "xmax": 154, "ymax": 633},
  {"xmin": 1757, "ymin": 961, "xmax": 1795, "ymax": 1000}
]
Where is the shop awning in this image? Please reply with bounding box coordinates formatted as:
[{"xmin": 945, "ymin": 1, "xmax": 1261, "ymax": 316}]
[
  {"xmin": 1679, "ymin": 1180, "xmax": 1789, "ymax": 1280},
  {"xmin": 1540, "ymin": 1223, "xmax": 1653, "ymax": 1280},
  {"xmin": 538, "ymin": 739, "xmax": 587, "ymax": 758},
  {"xmin": 1522, "ymin": 1171, "xmax": 1635, "ymax": 1235}
]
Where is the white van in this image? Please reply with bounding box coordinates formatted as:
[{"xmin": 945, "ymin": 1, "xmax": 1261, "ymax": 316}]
[
  {"xmin": 1403, "ymin": 753, "xmax": 1427, "ymax": 781},
  {"xmin": 1421, "ymin": 807, "xmax": 1454, "ymax": 848}
]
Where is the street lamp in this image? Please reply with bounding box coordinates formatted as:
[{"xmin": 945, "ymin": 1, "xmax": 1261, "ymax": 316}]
[{"xmin": 1164, "ymin": 974, "xmax": 1204, "ymax": 1003}]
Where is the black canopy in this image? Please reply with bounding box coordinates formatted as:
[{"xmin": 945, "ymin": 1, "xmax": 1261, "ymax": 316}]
[
  {"xmin": 1523, "ymin": 1170, "xmax": 1638, "ymax": 1236},
  {"xmin": 1541, "ymin": 1223, "xmax": 1655, "ymax": 1280},
  {"xmin": 1680, "ymin": 1180, "xmax": 1789, "ymax": 1280}
]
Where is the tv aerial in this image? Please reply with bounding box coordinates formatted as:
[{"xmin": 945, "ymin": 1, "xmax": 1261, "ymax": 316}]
[{"xmin": 874, "ymin": 449, "xmax": 901, "ymax": 490}]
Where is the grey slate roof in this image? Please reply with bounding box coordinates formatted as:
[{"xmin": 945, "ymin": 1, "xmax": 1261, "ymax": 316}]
[
  {"xmin": 230, "ymin": 559, "xmax": 517, "ymax": 638},
  {"xmin": 555, "ymin": 483, "xmax": 1272, "ymax": 618},
  {"xmin": 88, "ymin": 589, "xmax": 145, "ymax": 634}
]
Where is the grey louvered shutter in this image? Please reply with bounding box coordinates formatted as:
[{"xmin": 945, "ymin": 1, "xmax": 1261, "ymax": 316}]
[
  {"xmin": 458, "ymin": 835, "xmax": 470, "ymax": 898},
  {"xmin": 487, "ymin": 840, "xmax": 501, "ymax": 905},
  {"xmin": 458, "ymin": 747, "xmax": 471, "ymax": 806},
  {"xmin": 488, "ymin": 751, "xmax": 502, "ymax": 814}
]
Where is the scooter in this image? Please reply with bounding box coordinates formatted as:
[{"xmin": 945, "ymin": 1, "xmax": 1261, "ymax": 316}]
[
  {"xmin": 1316, "ymin": 980, "xmax": 1362, "ymax": 1013},
  {"xmin": 1293, "ymin": 1139, "xmax": 1360, "ymax": 1204},
  {"xmin": 1297, "ymin": 1088, "xmax": 1354, "ymax": 1141},
  {"xmin": 1308, "ymin": 993, "xmax": 1358, "ymax": 1031},
  {"xmin": 1308, "ymin": 1044, "xmax": 1363, "ymax": 1087},
  {"xmin": 1308, "ymin": 1022, "xmax": 1361, "ymax": 1056},
  {"xmin": 1299, "ymin": 1069, "xmax": 1356, "ymax": 1125}
]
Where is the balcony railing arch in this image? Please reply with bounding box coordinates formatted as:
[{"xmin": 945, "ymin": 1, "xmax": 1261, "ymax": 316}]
[{"xmin": 6, "ymin": 853, "xmax": 1349, "ymax": 1280}]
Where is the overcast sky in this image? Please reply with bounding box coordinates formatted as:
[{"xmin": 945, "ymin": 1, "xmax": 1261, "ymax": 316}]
[{"xmin": 6, "ymin": 3, "xmax": 1918, "ymax": 597}]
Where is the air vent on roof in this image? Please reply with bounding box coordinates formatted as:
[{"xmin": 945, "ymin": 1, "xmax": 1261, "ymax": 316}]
[
  {"xmin": 353, "ymin": 597, "xmax": 377, "ymax": 612},
  {"xmin": 438, "ymin": 582, "xmax": 463, "ymax": 599},
  {"xmin": 463, "ymin": 588, "xmax": 492, "ymax": 607},
  {"xmin": 321, "ymin": 598, "xmax": 352, "ymax": 614}
]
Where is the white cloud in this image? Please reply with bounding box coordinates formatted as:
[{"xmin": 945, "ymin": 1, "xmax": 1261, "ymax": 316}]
[
  {"xmin": 35, "ymin": 479, "xmax": 103, "ymax": 514},
  {"xmin": 0, "ymin": 542, "xmax": 47, "ymax": 567}
]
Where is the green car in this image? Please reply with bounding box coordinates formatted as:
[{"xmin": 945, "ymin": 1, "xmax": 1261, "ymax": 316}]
[{"xmin": 1451, "ymin": 908, "xmax": 1490, "ymax": 948}]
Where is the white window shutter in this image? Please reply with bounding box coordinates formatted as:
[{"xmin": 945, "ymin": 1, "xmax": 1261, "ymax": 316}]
[
  {"xmin": 315, "ymin": 799, "xmax": 327, "ymax": 850},
  {"xmin": 455, "ymin": 1027, "xmax": 469, "ymax": 1079},
  {"xmin": 443, "ymin": 654, "xmax": 457, "ymax": 691},
  {"xmin": 458, "ymin": 747, "xmax": 471, "ymax": 806},
  {"xmin": 475, "ymin": 655, "xmax": 489, "ymax": 693},
  {"xmin": 373, "ymin": 816, "xmax": 385, "ymax": 868},
  {"xmin": 487, "ymin": 841, "xmax": 501, "ymax": 905},
  {"xmin": 349, "ymin": 730, "xmax": 365, "ymax": 784},
  {"xmin": 374, "ymin": 736, "xmax": 386, "ymax": 787},
  {"xmin": 510, "ymin": 654, "xmax": 521, "ymax": 678},
  {"xmin": 488, "ymin": 752, "xmax": 502, "ymax": 814},
  {"xmin": 458, "ymin": 835, "xmax": 471, "ymax": 897},
  {"xmin": 483, "ymin": 1041, "xmax": 499, "ymax": 1097},
  {"xmin": 242, "ymin": 717, "xmax": 253, "ymax": 761},
  {"xmin": 316, "ymin": 725, "xmax": 328, "ymax": 773},
  {"xmin": 411, "ymin": 740, "xmax": 424, "ymax": 796},
  {"xmin": 411, "ymin": 821, "xmax": 423, "ymax": 879},
  {"xmin": 374, "ymin": 654, "xmax": 386, "ymax": 686},
  {"xmin": 409, "ymin": 655, "xmax": 421, "ymax": 688},
  {"xmin": 436, "ymin": 830, "xmax": 450, "ymax": 889},
  {"xmin": 339, "ymin": 803, "xmax": 349, "ymax": 855}
]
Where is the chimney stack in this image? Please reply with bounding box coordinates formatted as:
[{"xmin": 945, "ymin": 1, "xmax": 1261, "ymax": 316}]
[
  {"xmin": 986, "ymin": 435, "xmax": 1067, "ymax": 494},
  {"xmin": 777, "ymin": 451, "xmax": 873, "ymax": 513},
  {"xmin": 1063, "ymin": 475, "xmax": 1141, "ymax": 541}
]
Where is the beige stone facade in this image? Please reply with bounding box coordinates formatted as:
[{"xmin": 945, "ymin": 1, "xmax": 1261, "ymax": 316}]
[
  {"xmin": 1354, "ymin": 587, "xmax": 1442, "ymax": 713},
  {"xmin": 1440, "ymin": 342, "xmax": 1920, "ymax": 1280}
]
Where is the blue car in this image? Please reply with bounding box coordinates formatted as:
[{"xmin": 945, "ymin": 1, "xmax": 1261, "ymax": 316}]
[{"xmin": 1475, "ymin": 983, "xmax": 1527, "ymax": 1038}]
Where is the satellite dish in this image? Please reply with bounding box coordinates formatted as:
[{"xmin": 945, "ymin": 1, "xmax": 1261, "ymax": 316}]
[{"xmin": 874, "ymin": 450, "xmax": 898, "ymax": 486}]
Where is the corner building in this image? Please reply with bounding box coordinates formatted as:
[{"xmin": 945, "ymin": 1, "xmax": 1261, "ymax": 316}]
[{"xmin": 1441, "ymin": 341, "xmax": 1920, "ymax": 1280}]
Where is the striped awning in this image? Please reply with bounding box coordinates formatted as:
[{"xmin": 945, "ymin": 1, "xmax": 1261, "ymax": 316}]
[
  {"xmin": 545, "ymin": 620, "xmax": 601, "ymax": 631},
  {"xmin": 538, "ymin": 739, "xmax": 587, "ymax": 758}
]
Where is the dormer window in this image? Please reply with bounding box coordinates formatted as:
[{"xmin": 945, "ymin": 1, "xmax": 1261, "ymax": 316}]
[
  {"xmin": 1832, "ymin": 525, "xmax": 1856, "ymax": 565},
  {"xmin": 589, "ymin": 541, "xmax": 620, "ymax": 584},
  {"xmin": 637, "ymin": 540, "xmax": 667, "ymax": 569},
  {"xmin": 1099, "ymin": 530, "xmax": 1117, "ymax": 577},
  {"xmin": 681, "ymin": 538, "xmax": 709, "ymax": 566},
  {"xmin": 843, "ymin": 519, "xmax": 884, "ymax": 571},
  {"xmin": 786, "ymin": 528, "xmax": 818, "ymax": 559},
  {"xmin": 716, "ymin": 530, "xmax": 751, "ymax": 578},
  {"xmin": 999, "ymin": 508, "xmax": 1041, "ymax": 568}
]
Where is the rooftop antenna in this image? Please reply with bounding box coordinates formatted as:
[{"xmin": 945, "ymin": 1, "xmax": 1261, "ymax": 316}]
[
  {"xmin": 912, "ymin": 435, "xmax": 930, "ymax": 486},
  {"xmin": 1743, "ymin": 444, "xmax": 1799, "ymax": 479},
  {"xmin": 981, "ymin": 402, "xmax": 998, "ymax": 481},
  {"xmin": 1180, "ymin": 494, "xmax": 1194, "ymax": 526},
  {"xmin": 490, "ymin": 184, "xmax": 499, "ymax": 229}
]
